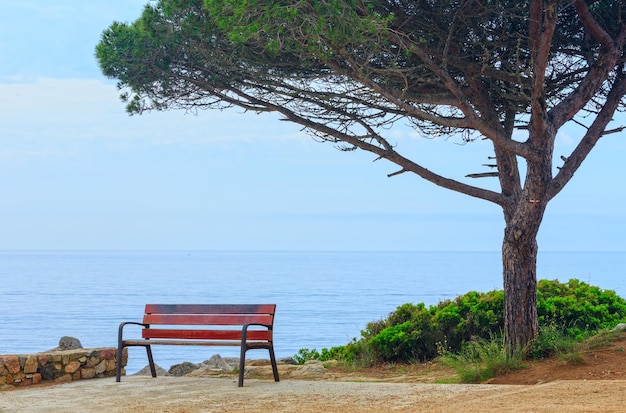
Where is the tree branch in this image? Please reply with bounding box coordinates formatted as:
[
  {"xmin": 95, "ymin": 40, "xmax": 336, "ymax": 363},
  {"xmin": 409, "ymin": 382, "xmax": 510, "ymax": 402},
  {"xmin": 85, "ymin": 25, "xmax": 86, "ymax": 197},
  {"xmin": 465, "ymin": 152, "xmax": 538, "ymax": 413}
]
[
  {"xmin": 549, "ymin": 71, "xmax": 626, "ymax": 199},
  {"xmin": 550, "ymin": 2, "xmax": 626, "ymax": 129}
]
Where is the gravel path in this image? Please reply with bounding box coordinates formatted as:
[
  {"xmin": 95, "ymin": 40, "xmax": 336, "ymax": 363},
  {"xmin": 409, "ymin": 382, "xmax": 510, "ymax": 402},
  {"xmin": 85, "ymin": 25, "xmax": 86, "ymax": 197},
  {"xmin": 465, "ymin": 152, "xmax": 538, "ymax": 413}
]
[{"xmin": 2, "ymin": 376, "xmax": 626, "ymax": 412}]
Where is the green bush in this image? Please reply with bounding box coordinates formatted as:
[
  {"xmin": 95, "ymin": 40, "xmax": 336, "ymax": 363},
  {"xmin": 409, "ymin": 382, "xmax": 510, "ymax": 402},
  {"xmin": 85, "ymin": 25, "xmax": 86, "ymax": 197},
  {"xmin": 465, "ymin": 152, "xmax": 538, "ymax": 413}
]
[
  {"xmin": 295, "ymin": 279, "xmax": 626, "ymax": 365},
  {"xmin": 294, "ymin": 339, "xmax": 375, "ymax": 366},
  {"xmin": 537, "ymin": 279, "xmax": 626, "ymax": 339},
  {"xmin": 363, "ymin": 289, "xmax": 505, "ymax": 362},
  {"xmin": 293, "ymin": 348, "xmax": 321, "ymax": 364}
]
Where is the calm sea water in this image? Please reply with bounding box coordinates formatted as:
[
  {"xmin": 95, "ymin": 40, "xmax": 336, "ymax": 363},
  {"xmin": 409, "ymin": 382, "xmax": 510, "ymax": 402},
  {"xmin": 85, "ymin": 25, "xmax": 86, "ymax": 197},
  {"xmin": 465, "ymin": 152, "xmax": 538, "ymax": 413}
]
[{"xmin": 1, "ymin": 250, "xmax": 624, "ymax": 373}]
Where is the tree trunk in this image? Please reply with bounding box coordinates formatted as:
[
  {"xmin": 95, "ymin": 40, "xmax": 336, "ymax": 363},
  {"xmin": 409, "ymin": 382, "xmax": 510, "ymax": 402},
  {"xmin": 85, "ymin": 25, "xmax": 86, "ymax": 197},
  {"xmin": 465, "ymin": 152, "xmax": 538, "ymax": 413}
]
[
  {"xmin": 502, "ymin": 212, "xmax": 541, "ymax": 354},
  {"xmin": 500, "ymin": 119, "xmax": 553, "ymax": 354}
]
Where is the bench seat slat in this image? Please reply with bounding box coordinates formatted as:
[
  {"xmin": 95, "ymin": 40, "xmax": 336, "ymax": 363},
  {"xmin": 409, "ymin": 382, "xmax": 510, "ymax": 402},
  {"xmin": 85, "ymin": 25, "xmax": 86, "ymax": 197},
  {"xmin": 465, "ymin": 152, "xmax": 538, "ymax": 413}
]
[
  {"xmin": 122, "ymin": 339, "xmax": 271, "ymax": 347},
  {"xmin": 123, "ymin": 339, "xmax": 239, "ymax": 347},
  {"xmin": 142, "ymin": 314, "xmax": 274, "ymax": 326},
  {"xmin": 144, "ymin": 304, "xmax": 276, "ymax": 315},
  {"xmin": 141, "ymin": 329, "xmax": 271, "ymax": 341}
]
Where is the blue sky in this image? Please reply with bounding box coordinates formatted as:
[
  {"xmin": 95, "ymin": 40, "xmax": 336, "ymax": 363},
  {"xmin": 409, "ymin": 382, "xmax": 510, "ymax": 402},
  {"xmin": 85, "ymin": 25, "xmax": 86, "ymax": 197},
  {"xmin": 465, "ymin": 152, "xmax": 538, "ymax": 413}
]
[{"xmin": 0, "ymin": 1, "xmax": 624, "ymax": 251}]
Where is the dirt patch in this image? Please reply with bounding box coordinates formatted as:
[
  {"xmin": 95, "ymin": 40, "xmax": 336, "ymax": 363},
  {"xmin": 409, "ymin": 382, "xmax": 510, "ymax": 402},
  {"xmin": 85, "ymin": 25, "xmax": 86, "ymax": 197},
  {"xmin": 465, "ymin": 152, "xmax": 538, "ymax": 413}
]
[{"xmin": 488, "ymin": 333, "xmax": 626, "ymax": 384}]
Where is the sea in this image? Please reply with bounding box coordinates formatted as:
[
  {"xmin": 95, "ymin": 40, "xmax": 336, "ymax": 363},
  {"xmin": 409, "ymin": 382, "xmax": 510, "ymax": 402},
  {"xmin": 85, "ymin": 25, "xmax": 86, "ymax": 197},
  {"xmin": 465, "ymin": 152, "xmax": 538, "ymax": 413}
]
[{"xmin": 1, "ymin": 250, "xmax": 624, "ymax": 373}]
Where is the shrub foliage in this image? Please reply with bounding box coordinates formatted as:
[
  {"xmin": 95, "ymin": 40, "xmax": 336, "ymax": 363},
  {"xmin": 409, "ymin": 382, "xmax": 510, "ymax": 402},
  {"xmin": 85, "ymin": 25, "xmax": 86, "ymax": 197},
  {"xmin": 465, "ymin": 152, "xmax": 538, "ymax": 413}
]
[{"xmin": 300, "ymin": 279, "xmax": 626, "ymax": 364}]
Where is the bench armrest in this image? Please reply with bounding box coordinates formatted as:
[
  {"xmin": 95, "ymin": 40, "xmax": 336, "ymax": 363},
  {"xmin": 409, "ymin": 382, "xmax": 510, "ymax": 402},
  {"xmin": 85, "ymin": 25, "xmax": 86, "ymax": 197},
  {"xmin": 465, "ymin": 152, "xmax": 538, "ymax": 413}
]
[
  {"xmin": 118, "ymin": 321, "xmax": 149, "ymax": 342},
  {"xmin": 242, "ymin": 322, "xmax": 272, "ymax": 330},
  {"xmin": 241, "ymin": 322, "xmax": 273, "ymax": 343}
]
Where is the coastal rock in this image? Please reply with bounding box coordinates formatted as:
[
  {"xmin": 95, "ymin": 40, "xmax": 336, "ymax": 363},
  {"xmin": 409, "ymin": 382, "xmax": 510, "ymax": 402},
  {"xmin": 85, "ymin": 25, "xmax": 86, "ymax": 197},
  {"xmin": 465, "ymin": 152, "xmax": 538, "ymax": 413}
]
[
  {"xmin": 185, "ymin": 355, "xmax": 237, "ymax": 377},
  {"xmin": 202, "ymin": 355, "xmax": 237, "ymax": 372},
  {"xmin": 132, "ymin": 364, "xmax": 171, "ymax": 377},
  {"xmin": 177, "ymin": 357, "xmax": 328, "ymax": 380},
  {"xmin": 45, "ymin": 336, "xmax": 83, "ymax": 352},
  {"xmin": 290, "ymin": 361, "xmax": 327, "ymax": 378},
  {"xmin": 279, "ymin": 357, "xmax": 297, "ymax": 365},
  {"xmin": 242, "ymin": 360, "xmax": 328, "ymax": 380},
  {"xmin": 169, "ymin": 362, "xmax": 201, "ymax": 377},
  {"xmin": 246, "ymin": 358, "xmax": 272, "ymax": 367}
]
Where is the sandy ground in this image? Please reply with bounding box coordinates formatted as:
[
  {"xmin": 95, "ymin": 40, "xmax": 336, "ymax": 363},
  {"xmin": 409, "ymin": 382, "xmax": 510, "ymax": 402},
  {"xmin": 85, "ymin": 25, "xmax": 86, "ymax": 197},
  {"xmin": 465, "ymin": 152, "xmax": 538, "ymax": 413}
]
[
  {"xmin": 2, "ymin": 376, "xmax": 626, "ymax": 413},
  {"xmin": 3, "ymin": 333, "xmax": 626, "ymax": 412}
]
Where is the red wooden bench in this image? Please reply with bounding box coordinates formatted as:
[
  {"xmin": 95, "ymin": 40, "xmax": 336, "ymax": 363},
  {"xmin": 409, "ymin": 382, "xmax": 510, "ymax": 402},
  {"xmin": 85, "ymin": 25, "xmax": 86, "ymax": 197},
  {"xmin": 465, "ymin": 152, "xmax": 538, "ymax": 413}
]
[{"xmin": 116, "ymin": 304, "xmax": 279, "ymax": 387}]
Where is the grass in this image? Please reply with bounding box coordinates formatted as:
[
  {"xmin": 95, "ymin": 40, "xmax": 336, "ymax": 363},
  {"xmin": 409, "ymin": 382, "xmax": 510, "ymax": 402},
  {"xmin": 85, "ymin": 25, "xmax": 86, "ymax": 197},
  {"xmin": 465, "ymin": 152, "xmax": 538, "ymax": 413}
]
[
  {"xmin": 539, "ymin": 325, "xmax": 626, "ymax": 366},
  {"xmin": 440, "ymin": 336, "xmax": 526, "ymax": 383},
  {"xmin": 440, "ymin": 326, "xmax": 626, "ymax": 383},
  {"xmin": 582, "ymin": 328, "xmax": 626, "ymax": 351}
]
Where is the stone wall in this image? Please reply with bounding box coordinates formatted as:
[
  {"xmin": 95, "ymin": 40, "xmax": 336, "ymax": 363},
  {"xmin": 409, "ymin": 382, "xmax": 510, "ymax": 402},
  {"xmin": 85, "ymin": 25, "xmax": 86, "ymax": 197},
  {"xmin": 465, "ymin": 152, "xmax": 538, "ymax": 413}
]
[{"xmin": 0, "ymin": 348, "xmax": 124, "ymax": 388}]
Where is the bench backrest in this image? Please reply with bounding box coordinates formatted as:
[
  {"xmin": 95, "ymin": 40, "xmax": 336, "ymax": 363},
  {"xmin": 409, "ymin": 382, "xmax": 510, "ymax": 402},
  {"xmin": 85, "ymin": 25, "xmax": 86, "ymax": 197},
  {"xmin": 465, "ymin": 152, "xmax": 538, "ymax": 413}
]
[{"xmin": 141, "ymin": 304, "xmax": 276, "ymax": 342}]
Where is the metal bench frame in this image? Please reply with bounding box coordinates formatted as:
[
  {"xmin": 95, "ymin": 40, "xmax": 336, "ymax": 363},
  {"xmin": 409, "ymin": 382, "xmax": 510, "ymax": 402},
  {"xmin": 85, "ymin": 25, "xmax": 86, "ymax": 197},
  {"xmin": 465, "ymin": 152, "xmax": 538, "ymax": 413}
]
[{"xmin": 116, "ymin": 304, "xmax": 280, "ymax": 387}]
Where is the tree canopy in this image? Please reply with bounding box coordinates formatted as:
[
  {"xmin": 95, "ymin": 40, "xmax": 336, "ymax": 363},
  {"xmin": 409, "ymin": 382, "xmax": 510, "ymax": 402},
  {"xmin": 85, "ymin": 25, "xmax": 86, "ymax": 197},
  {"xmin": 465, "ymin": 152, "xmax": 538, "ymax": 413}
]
[{"xmin": 97, "ymin": 0, "xmax": 626, "ymax": 351}]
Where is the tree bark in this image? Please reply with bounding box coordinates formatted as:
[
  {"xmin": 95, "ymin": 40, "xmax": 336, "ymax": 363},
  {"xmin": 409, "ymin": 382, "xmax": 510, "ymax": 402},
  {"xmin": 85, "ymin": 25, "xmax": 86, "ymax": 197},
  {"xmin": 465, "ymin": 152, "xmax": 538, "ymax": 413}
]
[
  {"xmin": 502, "ymin": 225, "xmax": 539, "ymax": 354},
  {"xmin": 501, "ymin": 153, "xmax": 550, "ymax": 353}
]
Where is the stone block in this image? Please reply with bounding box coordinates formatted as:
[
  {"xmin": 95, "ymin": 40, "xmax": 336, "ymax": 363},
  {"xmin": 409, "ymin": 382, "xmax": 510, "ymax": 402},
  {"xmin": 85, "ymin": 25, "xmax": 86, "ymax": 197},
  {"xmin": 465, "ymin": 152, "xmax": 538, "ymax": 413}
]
[
  {"xmin": 55, "ymin": 374, "xmax": 73, "ymax": 384},
  {"xmin": 24, "ymin": 356, "xmax": 38, "ymax": 374},
  {"xmin": 81, "ymin": 368, "xmax": 96, "ymax": 379},
  {"xmin": 87, "ymin": 357, "xmax": 99, "ymax": 368},
  {"xmin": 95, "ymin": 360, "xmax": 107, "ymax": 374},
  {"xmin": 65, "ymin": 361, "xmax": 81, "ymax": 374},
  {"xmin": 39, "ymin": 364, "xmax": 57, "ymax": 380},
  {"xmin": 4, "ymin": 356, "xmax": 21, "ymax": 374},
  {"xmin": 10, "ymin": 372, "xmax": 25, "ymax": 383}
]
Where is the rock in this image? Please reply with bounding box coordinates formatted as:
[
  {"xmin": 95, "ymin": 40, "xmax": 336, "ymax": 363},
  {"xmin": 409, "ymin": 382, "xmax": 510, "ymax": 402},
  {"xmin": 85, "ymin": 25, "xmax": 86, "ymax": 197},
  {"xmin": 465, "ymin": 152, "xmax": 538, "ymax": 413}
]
[
  {"xmin": 185, "ymin": 355, "xmax": 238, "ymax": 377},
  {"xmin": 39, "ymin": 364, "xmax": 57, "ymax": 380},
  {"xmin": 3, "ymin": 356, "xmax": 21, "ymax": 374},
  {"xmin": 169, "ymin": 362, "xmax": 201, "ymax": 376},
  {"xmin": 23, "ymin": 356, "xmax": 38, "ymax": 374},
  {"xmin": 612, "ymin": 323, "xmax": 626, "ymax": 331},
  {"xmin": 291, "ymin": 361, "xmax": 327, "ymax": 377},
  {"xmin": 131, "ymin": 364, "xmax": 171, "ymax": 377},
  {"xmin": 201, "ymin": 355, "xmax": 237, "ymax": 372},
  {"xmin": 95, "ymin": 359, "xmax": 108, "ymax": 375},
  {"xmin": 246, "ymin": 359, "xmax": 271, "ymax": 367},
  {"xmin": 46, "ymin": 336, "xmax": 83, "ymax": 352},
  {"xmin": 64, "ymin": 361, "xmax": 81, "ymax": 374},
  {"xmin": 279, "ymin": 357, "xmax": 297, "ymax": 365}
]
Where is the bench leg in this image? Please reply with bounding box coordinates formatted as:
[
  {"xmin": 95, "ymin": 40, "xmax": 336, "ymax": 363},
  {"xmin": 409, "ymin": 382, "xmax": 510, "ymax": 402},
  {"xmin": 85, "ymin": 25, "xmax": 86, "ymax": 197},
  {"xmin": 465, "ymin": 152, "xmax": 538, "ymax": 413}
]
[
  {"xmin": 268, "ymin": 346, "xmax": 280, "ymax": 383},
  {"xmin": 238, "ymin": 344, "xmax": 280, "ymax": 386},
  {"xmin": 146, "ymin": 345, "xmax": 157, "ymax": 378},
  {"xmin": 116, "ymin": 344, "xmax": 124, "ymax": 382},
  {"xmin": 238, "ymin": 345, "xmax": 247, "ymax": 387}
]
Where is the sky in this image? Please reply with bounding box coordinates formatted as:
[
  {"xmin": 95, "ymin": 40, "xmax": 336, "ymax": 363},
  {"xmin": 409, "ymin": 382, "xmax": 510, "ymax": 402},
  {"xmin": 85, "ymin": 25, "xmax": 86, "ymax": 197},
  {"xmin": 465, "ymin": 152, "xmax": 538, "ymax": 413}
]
[{"xmin": 0, "ymin": 1, "xmax": 625, "ymax": 252}]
